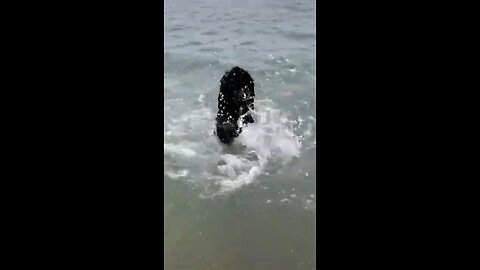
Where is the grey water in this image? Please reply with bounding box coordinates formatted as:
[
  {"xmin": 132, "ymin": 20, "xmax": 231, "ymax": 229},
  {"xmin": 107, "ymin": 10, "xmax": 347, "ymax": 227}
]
[{"xmin": 164, "ymin": 0, "xmax": 316, "ymax": 269}]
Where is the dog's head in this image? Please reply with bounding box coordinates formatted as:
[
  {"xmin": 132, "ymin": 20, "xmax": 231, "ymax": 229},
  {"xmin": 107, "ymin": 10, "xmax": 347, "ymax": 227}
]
[{"xmin": 219, "ymin": 66, "xmax": 255, "ymax": 117}]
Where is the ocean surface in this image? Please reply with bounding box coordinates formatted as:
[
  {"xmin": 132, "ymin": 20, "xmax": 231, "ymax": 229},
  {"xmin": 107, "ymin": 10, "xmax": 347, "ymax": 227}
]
[{"xmin": 164, "ymin": 0, "xmax": 316, "ymax": 269}]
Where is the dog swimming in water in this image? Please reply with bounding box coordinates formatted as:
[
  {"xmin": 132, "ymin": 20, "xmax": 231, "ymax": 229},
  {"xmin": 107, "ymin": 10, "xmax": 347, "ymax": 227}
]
[{"xmin": 216, "ymin": 66, "xmax": 255, "ymax": 144}]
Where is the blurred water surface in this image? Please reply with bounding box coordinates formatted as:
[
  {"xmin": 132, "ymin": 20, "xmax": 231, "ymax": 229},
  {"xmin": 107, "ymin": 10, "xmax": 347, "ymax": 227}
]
[{"xmin": 165, "ymin": 0, "xmax": 316, "ymax": 269}]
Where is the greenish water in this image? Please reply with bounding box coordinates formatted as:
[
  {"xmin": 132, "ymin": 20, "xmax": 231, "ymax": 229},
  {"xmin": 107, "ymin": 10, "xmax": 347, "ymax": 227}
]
[{"xmin": 164, "ymin": 177, "xmax": 316, "ymax": 270}]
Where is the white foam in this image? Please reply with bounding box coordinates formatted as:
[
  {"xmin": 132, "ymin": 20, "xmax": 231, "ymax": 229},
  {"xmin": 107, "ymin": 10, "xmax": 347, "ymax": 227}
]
[
  {"xmin": 164, "ymin": 143, "xmax": 197, "ymax": 158},
  {"xmin": 164, "ymin": 98, "xmax": 303, "ymax": 197},
  {"xmin": 304, "ymin": 199, "xmax": 316, "ymax": 211},
  {"xmin": 207, "ymin": 99, "xmax": 302, "ymax": 195},
  {"xmin": 166, "ymin": 170, "xmax": 189, "ymax": 179}
]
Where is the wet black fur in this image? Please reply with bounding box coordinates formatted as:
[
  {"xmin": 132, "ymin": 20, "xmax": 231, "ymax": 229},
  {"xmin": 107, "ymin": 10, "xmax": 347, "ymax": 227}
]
[{"xmin": 216, "ymin": 66, "xmax": 255, "ymax": 144}]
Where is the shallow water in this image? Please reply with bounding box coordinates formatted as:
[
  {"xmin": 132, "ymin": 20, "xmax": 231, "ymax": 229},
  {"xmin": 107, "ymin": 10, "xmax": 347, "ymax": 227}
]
[{"xmin": 164, "ymin": 0, "xmax": 316, "ymax": 269}]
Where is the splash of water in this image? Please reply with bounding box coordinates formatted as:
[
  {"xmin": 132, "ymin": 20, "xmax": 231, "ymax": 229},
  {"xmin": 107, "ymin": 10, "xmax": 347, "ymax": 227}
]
[
  {"xmin": 164, "ymin": 97, "xmax": 302, "ymax": 198},
  {"xmin": 204, "ymin": 99, "xmax": 302, "ymax": 196}
]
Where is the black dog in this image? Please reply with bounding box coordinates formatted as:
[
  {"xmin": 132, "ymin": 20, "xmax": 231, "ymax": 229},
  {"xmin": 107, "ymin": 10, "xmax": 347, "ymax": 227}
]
[{"xmin": 216, "ymin": 66, "xmax": 255, "ymax": 144}]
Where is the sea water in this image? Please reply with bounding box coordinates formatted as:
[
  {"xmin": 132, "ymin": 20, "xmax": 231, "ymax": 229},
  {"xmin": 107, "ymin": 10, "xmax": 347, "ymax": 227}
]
[{"xmin": 164, "ymin": 0, "xmax": 316, "ymax": 269}]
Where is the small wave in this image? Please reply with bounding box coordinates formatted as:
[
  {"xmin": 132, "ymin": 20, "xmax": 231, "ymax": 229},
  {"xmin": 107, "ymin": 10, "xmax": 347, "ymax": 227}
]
[
  {"xmin": 201, "ymin": 30, "xmax": 218, "ymax": 36},
  {"xmin": 239, "ymin": 41, "xmax": 256, "ymax": 46}
]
